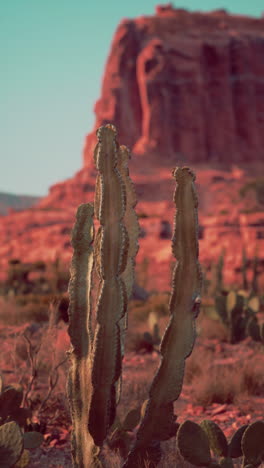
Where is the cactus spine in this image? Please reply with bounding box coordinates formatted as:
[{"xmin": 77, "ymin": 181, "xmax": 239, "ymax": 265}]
[{"xmin": 67, "ymin": 125, "xmax": 139, "ymax": 467}]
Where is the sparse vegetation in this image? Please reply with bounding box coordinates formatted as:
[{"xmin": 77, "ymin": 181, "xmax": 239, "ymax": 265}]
[{"xmin": 0, "ymin": 125, "xmax": 263, "ymax": 467}]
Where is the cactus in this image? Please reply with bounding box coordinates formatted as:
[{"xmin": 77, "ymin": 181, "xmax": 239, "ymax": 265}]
[
  {"xmin": 214, "ymin": 289, "xmax": 261, "ymax": 344},
  {"xmin": 67, "ymin": 125, "xmax": 139, "ymax": 467},
  {"xmin": 107, "ymin": 408, "xmax": 141, "ymax": 458},
  {"xmin": 228, "ymin": 424, "xmax": 248, "ymax": 458},
  {"xmin": 241, "ymin": 246, "xmax": 248, "ymax": 291},
  {"xmin": 122, "ymin": 167, "xmax": 202, "ymax": 467},
  {"xmin": 177, "ymin": 420, "xmax": 212, "ymax": 466},
  {"xmin": 246, "ymin": 316, "xmax": 262, "ymax": 343},
  {"xmin": 241, "ymin": 420, "xmax": 264, "ymax": 466},
  {"xmin": 67, "ymin": 125, "xmax": 202, "ymax": 467},
  {"xmin": 0, "ymin": 375, "xmax": 44, "ymax": 468},
  {"xmin": 0, "ymin": 420, "xmax": 43, "ymax": 468},
  {"xmin": 0, "ymin": 421, "xmax": 24, "ymax": 468},
  {"xmin": 200, "ymin": 420, "xmax": 228, "ymax": 458},
  {"xmin": 216, "ymin": 248, "xmax": 225, "ymax": 294},
  {"xmin": 251, "ymin": 251, "xmax": 259, "ymax": 296},
  {"xmin": 177, "ymin": 420, "xmax": 264, "ymax": 467}
]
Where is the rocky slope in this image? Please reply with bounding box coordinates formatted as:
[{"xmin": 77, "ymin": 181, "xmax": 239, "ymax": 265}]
[{"xmin": 1, "ymin": 6, "xmax": 264, "ymax": 290}]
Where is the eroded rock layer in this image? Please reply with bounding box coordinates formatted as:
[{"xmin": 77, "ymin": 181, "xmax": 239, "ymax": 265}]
[{"xmin": 84, "ymin": 6, "xmax": 264, "ymax": 168}]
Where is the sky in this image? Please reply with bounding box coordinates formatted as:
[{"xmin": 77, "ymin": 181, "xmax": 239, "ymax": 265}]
[{"xmin": 1, "ymin": 0, "xmax": 263, "ymax": 196}]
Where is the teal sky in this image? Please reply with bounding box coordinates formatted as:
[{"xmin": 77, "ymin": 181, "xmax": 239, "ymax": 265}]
[{"xmin": 1, "ymin": 0, "xmax": 263, "ymax": 196}]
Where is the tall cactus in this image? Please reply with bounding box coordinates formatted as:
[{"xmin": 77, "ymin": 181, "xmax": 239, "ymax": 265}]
[
  {"xmin": 67, "ymin": 125, "xmax": 139, "ymax": 467},
  {"xmin": 67, "ymin": 126, "xmax": 202, "ymax": 467},
  {"xmin": 122, "ymin": 167, "xmax": 202, "ymax": 467}
]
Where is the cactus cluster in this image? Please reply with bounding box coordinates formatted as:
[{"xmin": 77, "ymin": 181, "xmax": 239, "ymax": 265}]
[
  {"xmin": 0, "ymin": 374, "xmax": 44, "ymax": 467},
  {"xmin": 67, "ymin": 125, "xmax": 140, "ymax": 467},
  {"xmin": 177, "ymin": 419, "xmax": 264, "ymax": 468},
  {"xmin": 67, "ymin": 125, "xmax": 202, "ymax": 467},
  {"xmin": 214, "ymin": 247, "xmax": 263, "ymax": 347},
  {"xmin": 215, "ymin": 289, "xmax": 262, "ymax": 343}
]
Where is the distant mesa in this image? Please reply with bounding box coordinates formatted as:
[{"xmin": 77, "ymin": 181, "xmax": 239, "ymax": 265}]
[
  {"xmin": 0, "ymin": 6, "xmax": 264, "ymax": 290},
  {"xmin": 84, "ymin": 4, "xmax": 264, "ymax": 170}
]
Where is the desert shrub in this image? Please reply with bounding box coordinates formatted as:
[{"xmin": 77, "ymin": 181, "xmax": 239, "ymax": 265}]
[
  {"xmin": 188, "ymin": 349, "xmax": 264, "ymax": 408},
  {"xmin": 190, "ymin": 364, "xmax": 241, "ymax": 407},
  {"xmin": 184, "ymin": 346, "xmax": 214, "ymax": 385},
  {"xmin": 198, "ymin": 315, "xmax": 229, "ymax": 342},
  {"xmin": 239, "ymin": 356, "xmax": 264, "ymax": 396}
]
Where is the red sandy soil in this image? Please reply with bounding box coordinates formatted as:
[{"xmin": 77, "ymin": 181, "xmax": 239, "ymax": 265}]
[{"xmin": 0, "ymin": 320, "xmax": 263, "ymax": 467}]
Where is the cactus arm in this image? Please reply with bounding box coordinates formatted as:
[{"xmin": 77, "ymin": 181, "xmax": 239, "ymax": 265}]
[
  {"xmin": 122, "ymin": 167, "xmax": 202, "ymax": 467},
  {"xmin": 67, "ymin": 203, "xmax": 98, "ymax": 467},
  {"xmin": 117, "ymin": 145, "xmax": 140, "ymax": 301},
  {"xmin": 112, "ymin": 144, "xmax": 140, "ymax": 405},
  {"xmin": 88, "ymin": 125, "xmax": 130, "ymax": 447},
  {"xmin": 117, "ymin": 145, "xmax": 140, "ymax": 356}
]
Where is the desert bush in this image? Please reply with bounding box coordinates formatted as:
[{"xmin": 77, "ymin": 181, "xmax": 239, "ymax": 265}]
[
  {"xmin": 190, "ymin": 364, "xmax": 241, "ymax": 407},
  {"xmin": 187, "ymin": 350, "xmax": 264, "ymax": 408},
  {"xmin": 197, "ymin": 314, "xmax": 229, "ymax": 342},
  {"xmin": 184, "ymin": 346, "xmax": 213, "ymax": 385},
  {"xmin": 239, "ymin": 356, "xmax": 264, "ymax": 396}
]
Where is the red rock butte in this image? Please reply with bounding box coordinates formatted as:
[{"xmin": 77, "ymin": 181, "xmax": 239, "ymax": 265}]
[
  {"xmin": 1, "ymin": 5, "xmax": 264, "ymax": 291},
  {"xmin": 84, "ymin": 4, "xmax": 264, "ymax": 170}
]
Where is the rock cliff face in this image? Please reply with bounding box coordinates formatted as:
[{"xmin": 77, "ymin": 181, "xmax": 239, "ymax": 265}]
[
  {"xmin": 0, "ymin": 6, "xmax": 264, "ymax": 290},
  {"xmin": 84, "ymin": 5, "xmax": 264, "ymax": 169}
]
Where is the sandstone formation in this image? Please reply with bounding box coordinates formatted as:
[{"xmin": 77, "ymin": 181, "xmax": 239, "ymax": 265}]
[
  {"xmin": 0, "ymin": 6, "xmax": 264, "ymax": 291},
  {"xmin": 84, "ymin": 4, "xmax": 264, "ymax": 169},
  {"xmin": 0, "ymin": 165, "xmax": 263, "ymax": 291}
]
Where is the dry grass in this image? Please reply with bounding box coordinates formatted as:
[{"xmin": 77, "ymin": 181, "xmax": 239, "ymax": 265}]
[
  {"xmin": 197, "ymin": 314, "xmax": 229, "ymax": 341},
  {"xmin": 238, "ymin": 355, "xmax": 264, "ymax": 396},
  {"xmin": 190, "ymin": 364, "xmax": 242, "ymax": 406},
  {"xmin": 1, "ymin": 295, "xmax": 263, "ymax": 467},
  {"xmin": 186, "ymin": 346, "xmax": 264, "ymax": 407}
]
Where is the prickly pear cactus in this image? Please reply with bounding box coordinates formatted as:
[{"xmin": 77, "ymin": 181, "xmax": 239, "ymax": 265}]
[
  {"xmin": 0, "ymin": 421, "xmax": 24, "ymax": 468},
  {"xmin": 215, "ymin": 288, "xmax": 261, "ymax": 344},
  {"xmin": 241, "ymin": 420, "xmax": 264, "ymax": 466},
  {"xmin": 246, "ymin": 316, "xmax": 262, "ymax": 342},
  {"xmin": 177, "ymin": 420, "xmax": 264, "ymax": 468},
  {"xmin": 107, "ymin": 408, "xmax": 141, "ymax": 458},
  {"xmin": 176, "ymin": 420, "xmax": 212, "ymax": 466},
  {"xmin": 228, "ymin": 424, "xmax": 248, "ymax": 458},
  {"xmin": 200, "ymin": 420, "xmax": 228, "ymax": 458}
]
